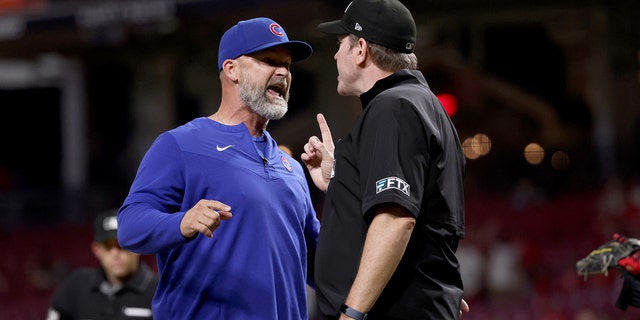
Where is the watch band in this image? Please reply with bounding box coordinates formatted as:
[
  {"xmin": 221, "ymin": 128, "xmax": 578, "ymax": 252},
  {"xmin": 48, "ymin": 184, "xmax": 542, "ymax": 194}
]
[
  {"xmin": 340, "ymin": 304, "xmax": 368, "ymax": 320},
  {"xmin": 330, "ymin": 159, "xmax": 336, "ymax": 179}
]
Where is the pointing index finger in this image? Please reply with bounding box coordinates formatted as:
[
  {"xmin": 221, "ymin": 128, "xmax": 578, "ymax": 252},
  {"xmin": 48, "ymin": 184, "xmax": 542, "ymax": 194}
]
[{"xmin": 316, "ymin": 113, "xmax": 334, "ymax": 152}]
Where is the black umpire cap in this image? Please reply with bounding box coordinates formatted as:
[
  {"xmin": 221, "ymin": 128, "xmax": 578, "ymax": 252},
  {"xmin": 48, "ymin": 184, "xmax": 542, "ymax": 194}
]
[
  {"xmin": 93, "ymin": 210, "xmax": 118, "ymax": 243},
  {"xmin": 317, "ymin": 0, "xmax": 416, "ymax": 53}
]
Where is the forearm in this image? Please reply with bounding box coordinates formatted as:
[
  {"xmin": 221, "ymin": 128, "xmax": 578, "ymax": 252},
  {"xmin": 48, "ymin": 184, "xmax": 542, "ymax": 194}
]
[
  {"xmin": 342, "ymin": 207, "xmax": 415, "ymax": 317},
  {"xmin": 118, "ymin": 202, "xmax": 188, "ymax": 254}
]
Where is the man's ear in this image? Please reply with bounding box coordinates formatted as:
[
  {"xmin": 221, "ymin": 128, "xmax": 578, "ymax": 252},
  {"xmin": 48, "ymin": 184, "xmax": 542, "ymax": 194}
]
[
  {"xmin": 221, "ymin": 59, "xmax": 239, "ymax": 82},
  {"xmin": 91, "ymin": 242, "xmax": 101, "ymax": 258},
  {"xmin": 355, "ymin": 38, "xmax": 368, "ymax": 65}
]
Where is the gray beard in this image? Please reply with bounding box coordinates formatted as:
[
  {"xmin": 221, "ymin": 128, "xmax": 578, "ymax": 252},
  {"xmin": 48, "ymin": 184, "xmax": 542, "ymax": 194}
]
[{"xmin": 239, "ymin": 73, "xmax": 289, "ymax": 120}]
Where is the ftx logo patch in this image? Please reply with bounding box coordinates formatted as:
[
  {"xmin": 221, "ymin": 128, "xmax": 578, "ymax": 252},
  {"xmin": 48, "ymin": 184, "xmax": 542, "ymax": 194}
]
[{"xmin": 376, "ymin": 176, "xmax": 410, "ymax": 197}]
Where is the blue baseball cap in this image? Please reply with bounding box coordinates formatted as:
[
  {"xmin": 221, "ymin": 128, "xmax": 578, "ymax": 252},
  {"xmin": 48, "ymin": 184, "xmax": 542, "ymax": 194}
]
[{"xmin": 217, "ymin": 17, "xmax": 313, "ymax": 70}]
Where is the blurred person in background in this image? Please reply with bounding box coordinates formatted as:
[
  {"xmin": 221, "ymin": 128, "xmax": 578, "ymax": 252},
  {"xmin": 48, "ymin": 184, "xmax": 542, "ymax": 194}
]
[
  {"xmin": 46, "ymin": 210, "xmax": 158, "ymax": 320},
  {"xmin": 301, "ymin": 0, "xmax": 468, "ymax": 318},
  {"xmin": 116, "ymin": 17, "xmax": 320, "ymax": 319}
]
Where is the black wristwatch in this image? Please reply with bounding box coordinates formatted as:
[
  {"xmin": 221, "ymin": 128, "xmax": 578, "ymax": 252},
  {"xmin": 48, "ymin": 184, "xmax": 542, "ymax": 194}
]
[{"xmin": 340, "ymin": 304, "xmax": 368, "ymax": 320}]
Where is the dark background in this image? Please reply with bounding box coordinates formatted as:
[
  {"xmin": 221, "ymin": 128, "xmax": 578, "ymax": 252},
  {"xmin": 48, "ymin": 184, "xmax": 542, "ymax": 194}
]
[{"xmin": 0, "ymin": 0, "xmax": 639, "ymax": 318}]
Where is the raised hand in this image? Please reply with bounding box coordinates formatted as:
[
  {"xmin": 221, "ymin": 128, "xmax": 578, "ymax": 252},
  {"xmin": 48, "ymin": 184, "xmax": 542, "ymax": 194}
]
[{"xmin": 301, "ymin": 113, "xmax": 335, "ymax": 192}]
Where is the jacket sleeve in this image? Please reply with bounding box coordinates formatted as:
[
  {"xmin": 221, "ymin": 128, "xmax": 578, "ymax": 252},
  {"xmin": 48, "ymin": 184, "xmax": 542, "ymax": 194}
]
[{"xmin": 117, "ymin": 133, "xmax": 191, "ymax": 254}]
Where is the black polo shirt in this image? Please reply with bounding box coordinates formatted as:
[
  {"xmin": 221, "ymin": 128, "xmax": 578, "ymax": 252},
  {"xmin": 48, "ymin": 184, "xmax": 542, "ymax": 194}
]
[
  {"xmin": 48, "ymin": 263, "xmax": 158, "ymax": 320},
  {"xmin": 315, "ymin": 69, "xmax": 465, "ymax": 319}
]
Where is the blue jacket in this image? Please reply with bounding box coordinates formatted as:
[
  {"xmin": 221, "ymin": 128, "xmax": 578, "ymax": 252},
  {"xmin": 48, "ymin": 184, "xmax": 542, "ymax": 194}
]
[{"xmin": 118, "ymin": 117, "xmax": 320, "ymax": 319}]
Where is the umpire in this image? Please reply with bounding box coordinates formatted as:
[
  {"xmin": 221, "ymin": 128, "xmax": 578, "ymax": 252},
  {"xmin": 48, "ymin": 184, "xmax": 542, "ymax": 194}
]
[{"xmin": 47, "ymin": 210, "xmax": 158, "ymax": 320}]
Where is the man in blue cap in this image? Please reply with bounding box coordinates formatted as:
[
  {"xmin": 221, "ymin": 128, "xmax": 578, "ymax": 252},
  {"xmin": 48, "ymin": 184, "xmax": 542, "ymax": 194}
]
[{"xmin": 117, "ymin": 17, "xmax": 320, "ymax": 319}]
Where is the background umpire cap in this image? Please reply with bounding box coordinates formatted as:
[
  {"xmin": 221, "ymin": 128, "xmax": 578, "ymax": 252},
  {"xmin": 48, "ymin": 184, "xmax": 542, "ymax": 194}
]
[
  {"xmin": 217, "ymin": 17, "xmax": 313, "ymax": 70},
  {"xmin": 93, "ymin": 210, "xmax": 118, "ymax": 243},
  {"xmin": 317, "ymin": 0, "xmax": 416, "ymax": 53}
]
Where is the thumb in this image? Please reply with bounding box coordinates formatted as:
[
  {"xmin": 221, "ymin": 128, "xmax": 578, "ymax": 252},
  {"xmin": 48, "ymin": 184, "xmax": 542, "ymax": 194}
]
[{"xmin": 219, "ymin": 211, "xmax": 233, "ymax": 220}]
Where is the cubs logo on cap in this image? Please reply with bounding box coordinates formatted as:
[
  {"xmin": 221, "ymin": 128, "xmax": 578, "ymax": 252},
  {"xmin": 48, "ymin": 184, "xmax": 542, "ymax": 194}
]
[{"xmin": 269, "ymin": 23, "xmax": 284, "ymax": 36}]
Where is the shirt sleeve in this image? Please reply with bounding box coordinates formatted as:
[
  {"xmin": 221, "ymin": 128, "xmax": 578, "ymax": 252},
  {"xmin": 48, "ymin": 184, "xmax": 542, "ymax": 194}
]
[
  {"xmin": 303, "ymin": 175, "xmax": 320, "ymax": 288},
  {"xmin": 48, "ymin": 269, "xmax": 92, "ymax": 320},
  {"xmin": 359, "ymin": 96, "xmax": 429, "ymax": 220},
  {"xmin": 117, "ymin": 132, "xmax": 190, "ymax": 254},
  {"xmin": 48, "ymin": 272, "xmax": 76, "ymax": 320}
]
